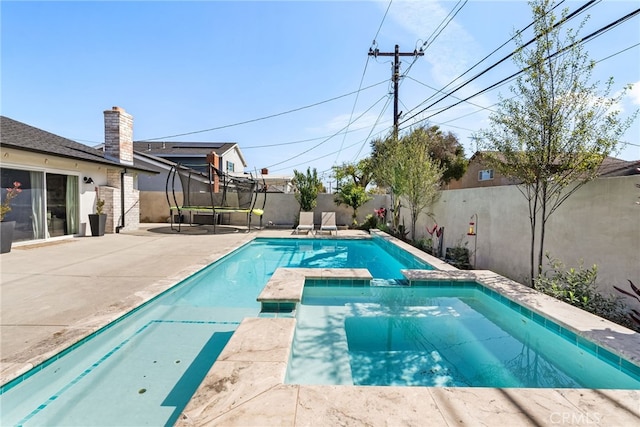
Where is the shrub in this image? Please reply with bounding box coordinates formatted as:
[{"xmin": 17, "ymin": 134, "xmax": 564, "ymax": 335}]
[
  {"xmin": 359, "ymin": 214, "xmax": 378, "ymax": 231},
  {"xmin": 534, "ymin": 256, "xmax": 637, "ymax": 331}
]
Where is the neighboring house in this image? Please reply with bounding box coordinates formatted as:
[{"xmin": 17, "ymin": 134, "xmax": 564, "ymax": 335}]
[
  {"xmin": 131, "ymin": 141, "xmax": 246, "ymax": 175},
  {"xmin": 447, "ymin": 151, "xmax": 640, "ymax": 190},
  {"xmin": 258, "ymin": 168, "xmax": 294, "ymax": 193},
  {"xmin": 446, "ymin": 152, "xmax": 518, "ymax": 189},
  {"xmin": 0, "ymin": 107, "xmax": 158, "ymax": 242},
  {"xmin": 131, "ymin": 141, "xmax": 296, "ymax": 193}
]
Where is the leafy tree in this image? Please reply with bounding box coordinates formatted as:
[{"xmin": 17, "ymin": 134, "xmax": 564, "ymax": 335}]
[
  {"xmin": 370, "ymin": 134, "xmax": 406, "ymax": 230},
  {"xmin": 398, "ymin": 127, "xmax": 443, "ymax": 240},
  {"xmin": 332, "ymin": 158, "xmax": 374, "ymax": 189},
  {"xmin": 292, "ymin": 167, "xmax": 322, "ymax": 212},
  {"xmin": 370, "ymin": 127, "xmax": 443, "ymax": 239},
  {"xmin": 478, "ymin": 0, "xmax": 637, "ymax": 285},
  {"xmin": 334, "ymin": 182, "xmax": 372, "ymax": 226},
  {"xmin": 420, "ymin": 125, "xmax": 467, "ymax": 184}
]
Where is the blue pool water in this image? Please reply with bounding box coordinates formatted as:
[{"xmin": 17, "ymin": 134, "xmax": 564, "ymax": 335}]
[
  {"xmin": 286, "ymin": 285, "xmax": 640, "ymax": 389},
  {"xmin": 0, "ymin": 238, "xmax": 428, "ymax": 426}
]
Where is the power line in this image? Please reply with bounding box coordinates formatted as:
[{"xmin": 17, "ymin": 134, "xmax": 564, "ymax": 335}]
[
  {"xmin": 373, "ymin": 0, "xmax": 393, "ymax": 44},
  {"xmin": 263, "ymin": 94, "xmax": 390, "ymax": 170},
  {"xmin": 416, "ymin": 40, "xmax": 639, "ymax": 136},
  {"xmin": 241, "ymin": 123, "xmax": 382, "ymax": 150},
  {"xmin": 405, "ymin": 75, "xmax": 496, "ymax": 114},
  {"xmin": 402, "ymin": 0, "xmax": 569, "ymax": 121},
  {"xmin": 421, "ymin": 0, "xmax": 468, "ymax": 53},
  {"xmin": 136, "ymin": 80, "xmax": 387, "ymax": 141},
  {"xmin": 334, "ymin": 0, "xmax": 393, "ymax": 165},
  {"xmin": 352, "ymin": 94, "xmax": 394, "ymax": 161},
  {"xmin": 400, "ymin": 0, "xmax": 598, "ymax": 126},
  {"xmin": 400, "ymin": 15, "xmax": 640, "ymax": 133}
]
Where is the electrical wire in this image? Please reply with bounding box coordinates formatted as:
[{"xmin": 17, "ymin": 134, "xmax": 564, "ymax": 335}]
[
  {"xmin": 401, "ymin": 0, "xmax": 597, "ymax": 125},
  {"xmin": 263, "ymin": 94, "xmax": 390, "ymax": 170},
  {"xmin": 136, "ymin": 80, "xmax": 387, "ymax": 142},
  {"xmin": 401, "ymin": 19, "xmax": 640, "ymax": 132},
  {"xmin": 241, "ymin": 123, "xmax": 382, "ymax": 149},
  {"xmin": 421, "ymin": 39, "xmax": 639, "ymax": 137},
  {"xmin": 402, "ymin": 0, "xmax": 568, "ymax": 120},
  {"xmin": 373, "ymin": 0, "xmax": 393, "ymax": 45},
  {"xmin": 334, "ymin": 0, "xmax": 394, "ymax": 165},
  {"xmin": 421, "ymin": 0, "xmax": 468, "ymax": 53},
  {"xmin": 351, "ymin": 94, "xmax": 394, "ymax": 161}
]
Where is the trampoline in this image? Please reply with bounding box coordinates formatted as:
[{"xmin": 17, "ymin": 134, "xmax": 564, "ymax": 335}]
[{"xmin": 166, "ymin": 163, "xmax": 265, "ymax": 233}]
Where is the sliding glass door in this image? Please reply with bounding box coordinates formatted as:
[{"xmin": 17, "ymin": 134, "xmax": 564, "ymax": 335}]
[{"xmin": 1, "ymin": 167, "xmax": 79, "ymax": 241}]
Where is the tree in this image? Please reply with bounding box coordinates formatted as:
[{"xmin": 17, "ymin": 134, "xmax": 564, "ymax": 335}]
[
  {"xmin": 332, "ymin": 158, "xmax": 374, "ymax": 189},
  {"xmin": 292, "ymin": 167, "xmax": 322, "ymax": 212},
  {"xmin": 370, "ymin": 134, "xmax": 406, "ymax": 230},
  {"xmin": 398, "ymin": 127, "xmax": 443, "ymax": 240},
  {"xmin": 420, "ymin": 125, "xmax": 467, "ymax": 184},
  {"xmin": 334, "ymin": 182, "xmax": 372, "ymax": 226},
  {"xmin": 370, "ymin": 127, "xmax": 443, "ymax": 239},
  {"xmin": 478, "ymin": 0, "xmax": 637, "ymax": 285}
]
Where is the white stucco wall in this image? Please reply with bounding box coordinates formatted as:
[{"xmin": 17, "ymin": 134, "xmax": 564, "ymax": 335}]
[
  {"xmin": 403, "ymin": 176, "xmax": 640, "ymax": 309},
  {"xmin": 1, "ymin": 147, "xmax": 109, "ymax": 237}
]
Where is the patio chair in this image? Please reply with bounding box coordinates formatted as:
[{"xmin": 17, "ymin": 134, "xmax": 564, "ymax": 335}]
[
  {"xmin": 320, "ymin": 212, "xmax": 338, "ymax": 236},
  {"xmin": 295, "ymin": 212, "xmax": 315, "ymax": 234}
]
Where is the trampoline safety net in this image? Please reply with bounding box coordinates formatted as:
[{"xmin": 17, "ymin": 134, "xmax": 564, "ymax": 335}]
[{"xmin": 166, "ymin": 163, "xmax": 265, "ymax": 232}]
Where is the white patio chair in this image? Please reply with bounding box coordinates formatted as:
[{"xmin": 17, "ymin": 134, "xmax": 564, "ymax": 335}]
[
  {"xmin": 320, "ymin": 212, "xmax": 338, "ymax": 236},
  {"xmin": 295, "ymin": 212, "xmax": 315, "ymax": 234}
]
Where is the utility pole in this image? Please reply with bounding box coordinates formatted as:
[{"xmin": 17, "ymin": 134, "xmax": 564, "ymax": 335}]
[{"xmin": 368, "ymin": 44, "xmax": 424, "ymax": 138}]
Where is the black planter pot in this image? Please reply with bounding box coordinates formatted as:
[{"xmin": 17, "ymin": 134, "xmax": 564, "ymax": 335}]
[
  {"xmin": 88, "ymin": 214, "xmax": 107, "ymax": 236},
  {"xmin": 0, "ymin": 221, "xmax": 16, "ymax": 253}
]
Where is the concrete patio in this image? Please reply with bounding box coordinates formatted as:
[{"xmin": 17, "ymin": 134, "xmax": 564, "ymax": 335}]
[{"xmin": 1, "ymin": 224, "xmax": 639, "ymax": 426}]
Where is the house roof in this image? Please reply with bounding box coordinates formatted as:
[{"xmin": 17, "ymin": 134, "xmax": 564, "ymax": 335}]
[
  {"xmin": 132, "ymin": 141, "xmax": 247, "ymax": 166},
  {"xmin": 597, "ymin": 157, "xmax": 640, "ymax": 177},
  {"xmin": 0, "ymin": 116, "xmax": 158, "ymax": 174},
  {"xmin": 468, "ymin": 151, "xmax": 639, "ymax": 177}
]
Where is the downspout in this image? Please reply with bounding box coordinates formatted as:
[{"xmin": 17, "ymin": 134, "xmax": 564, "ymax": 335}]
[{"xmin": 116, "ymin": 169, "xmax": 126, "ymax": 233}]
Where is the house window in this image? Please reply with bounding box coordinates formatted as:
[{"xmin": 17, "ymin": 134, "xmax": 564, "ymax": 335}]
[
  {"xmin": 478, "ymin": 169, "xmax": 494, "ymax": 181},
  {"xmin": 226, "ymin": 161, "xmax": 234, "ymax": 172}
]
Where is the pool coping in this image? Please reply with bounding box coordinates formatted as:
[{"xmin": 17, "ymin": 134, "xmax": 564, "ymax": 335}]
[{"xmin": 176, "ymin": 265, "xmax": 640, "ymax": 425}]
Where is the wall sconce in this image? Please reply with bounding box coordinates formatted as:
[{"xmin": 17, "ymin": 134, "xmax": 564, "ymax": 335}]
[
  {"xmin": 467, "ymin": 213, "xmax": 478, "ymax": 269},
  {"xmin": 467, "ymin": 214, "xmax": 477, "ymax": 236},
  {"xmin": 83, "ymin": 177, "xmax": 94, "ymax": 184}
]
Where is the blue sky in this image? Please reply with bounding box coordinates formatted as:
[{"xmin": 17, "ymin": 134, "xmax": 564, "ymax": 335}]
[{"xmin": 2, "ymin": 0, "xmax": 639, "ymax": 184}]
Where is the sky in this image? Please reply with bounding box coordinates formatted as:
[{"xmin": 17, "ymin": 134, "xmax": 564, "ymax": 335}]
[{"xmin": 2, "ymin": 0, "xmax": 639, "ymax": 187}]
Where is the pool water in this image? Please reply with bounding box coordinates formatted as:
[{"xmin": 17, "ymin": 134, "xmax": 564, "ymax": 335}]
[
  {"xmin": 286, "ymin": 285, "xmax": 640, "ymax": 389},
  {"xmin": 0, "ymin": 238, "xmax": 427, "ymax": 426}
]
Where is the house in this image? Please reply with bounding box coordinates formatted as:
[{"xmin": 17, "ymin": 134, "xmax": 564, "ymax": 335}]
[
  {"xmin": 129, "ymin": 143, "xmax": 294, "ymax": 222},
  {"xmin": 0, "ymin": 107, "xmax": 158, "ymax": 243},
  {"xmin": 447, "ymin": 151, "xmax": 640, "ymax": 190},
  {"xmin": 131, "ymin": 141, "xmax": 247, "ymax": 175}
]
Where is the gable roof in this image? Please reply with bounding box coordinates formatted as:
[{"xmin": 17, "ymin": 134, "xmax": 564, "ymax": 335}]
[
  {"xmin": 0, "ymin": 116, "xmax": 158, "ymax": 174},
  {"xmin": 132, "ymin": 141, "xmax": 247, "ymax": 167}
]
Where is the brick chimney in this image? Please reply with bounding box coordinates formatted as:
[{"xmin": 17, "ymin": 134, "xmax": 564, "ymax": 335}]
[{"xmin": 103, "ymin": 106, "xmax": 133, "ymax": 165}]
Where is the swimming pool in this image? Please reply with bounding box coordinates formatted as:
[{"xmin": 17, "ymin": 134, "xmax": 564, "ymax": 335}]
[
  {"xmin": 0, "ymin": 237, "xmax": 429, "ymax": 426},
  {"xmin": 285, "ymin": 284, "xmax": 640, "ymax": 388}
]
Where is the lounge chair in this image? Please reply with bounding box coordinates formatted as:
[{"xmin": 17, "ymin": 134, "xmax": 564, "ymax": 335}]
[
  {"xmin": 320, "ymin": 212, "xmax": 338, "ymax": 236},
  {"xmin": 295, "ymin": 212, "xmax": 315, "ymax": 234}
]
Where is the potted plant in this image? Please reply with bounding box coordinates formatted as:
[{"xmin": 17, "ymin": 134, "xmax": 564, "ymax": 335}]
[
  {"xmin": 1, "ymin": 181, "xmax": 22, "ymax": 253},
  {"xmin": 88, "ymin": 198, "xmax": 106, "ymax": 236}
]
